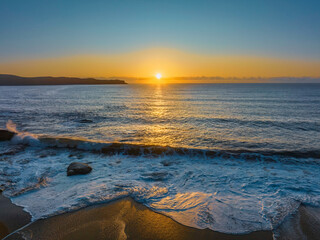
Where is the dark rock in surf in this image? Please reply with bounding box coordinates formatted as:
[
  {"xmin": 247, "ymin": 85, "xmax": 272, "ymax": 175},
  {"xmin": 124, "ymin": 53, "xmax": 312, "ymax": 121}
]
[
  {"xmin": 0, "ymin": 130, "xmax": 15, "ymax": 141},
  {"xmin": 67, "ymin": 162, "xmax": 92, "ymax": 176},
  {"xmin": 79, "ymin": 119, "xmax": 93, "ymax": 123}
]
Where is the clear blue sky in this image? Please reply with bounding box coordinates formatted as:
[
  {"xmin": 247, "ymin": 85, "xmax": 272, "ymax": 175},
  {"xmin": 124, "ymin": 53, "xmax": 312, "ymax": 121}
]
[{"xmin": 0, "ymin": 0, "xmax": 319, "ymax": 61}]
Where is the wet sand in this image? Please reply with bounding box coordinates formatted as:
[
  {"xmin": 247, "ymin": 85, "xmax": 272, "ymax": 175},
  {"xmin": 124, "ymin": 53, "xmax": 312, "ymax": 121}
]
[
  {"xmin": 0, "ymin": 192, "xmax": 31, "ymax": 239},
  {"xmin": 276, "ymin": 204, "xmax": 320, "ymax": 240},
  {"xmin": 2, "ymin": 194, "xmax": 320, "ymax": 240},
  {"xmin": 3, "ymin": 197, "xmax": 272, "ymax": 240}
]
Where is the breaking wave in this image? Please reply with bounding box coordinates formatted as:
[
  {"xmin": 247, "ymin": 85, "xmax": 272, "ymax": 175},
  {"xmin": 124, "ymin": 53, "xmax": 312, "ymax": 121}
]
[
  {"xmin": 2, "ymin": 125, "xmax": 320, "ymax": 163},
  {"xmin": 1, "ymin": 123, "xmax": 320, "ymax": 236}
]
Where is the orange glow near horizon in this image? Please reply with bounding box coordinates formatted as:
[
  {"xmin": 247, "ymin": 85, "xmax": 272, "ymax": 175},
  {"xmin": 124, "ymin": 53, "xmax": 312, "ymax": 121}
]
[{"xmin": 0, "ymin": 48, "xmax": 320, "ymax": 83}]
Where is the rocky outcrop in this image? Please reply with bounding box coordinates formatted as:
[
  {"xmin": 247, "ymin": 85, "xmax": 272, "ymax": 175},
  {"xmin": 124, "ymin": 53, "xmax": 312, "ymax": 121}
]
[
  {"xmin": 0, "ymin": 130, "xmax": 15, "ymax": 141},
  {"xmin": 67, "ymin": 162, "xmax": 92, "ymax": 176}
]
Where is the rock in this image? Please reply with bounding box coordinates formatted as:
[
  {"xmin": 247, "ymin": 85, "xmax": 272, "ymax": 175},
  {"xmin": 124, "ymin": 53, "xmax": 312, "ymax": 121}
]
[
  {"xmin": 0, "ymin": 130, "xmax": 15, "ymax": 141},
  {"xmin": 67, "ymin": 162, "xmax": 92, "ymax": 176},
  {"xmin": 79, "ymin": 119, "xmax": 93, "ymax": 123}
]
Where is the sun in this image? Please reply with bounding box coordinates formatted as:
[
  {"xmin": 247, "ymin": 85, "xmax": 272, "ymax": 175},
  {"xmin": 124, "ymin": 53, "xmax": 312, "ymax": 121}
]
[{"xmin": 155, "ymin": 73, "xmax": 162, "ymax": 79}]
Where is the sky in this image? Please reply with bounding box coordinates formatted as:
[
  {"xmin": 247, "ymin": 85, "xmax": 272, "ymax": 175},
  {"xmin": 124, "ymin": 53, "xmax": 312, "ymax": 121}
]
[{"xmin": 0, "ymin": 0, "xmax": 320, "ymax": 82}]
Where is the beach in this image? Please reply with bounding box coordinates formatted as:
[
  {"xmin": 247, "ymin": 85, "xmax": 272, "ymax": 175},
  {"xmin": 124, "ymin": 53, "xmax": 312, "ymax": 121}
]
[
  {"xmin": 0, "ymin": 192, "xmax": 31, "ymax": 239},
  {"xmin": 1, "ymin": 0, "xmax": 320, "ymax": 238},
  {"xmin": 1, "ymin": 193, "xmax": 273, "ymax": 240},
  {"xmin": 2, "ymin": 193, "xmax": 320, "ymax": 240}
]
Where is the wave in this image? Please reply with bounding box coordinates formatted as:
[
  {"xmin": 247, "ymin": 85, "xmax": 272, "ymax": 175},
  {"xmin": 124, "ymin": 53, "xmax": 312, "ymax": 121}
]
[
  {"xmin": 1, "ymin": 123, "xmax": 320, "ymax": 235},
  {"xmin": 1, "ymin": 126, "xmax": 319, "ymax": 164}
]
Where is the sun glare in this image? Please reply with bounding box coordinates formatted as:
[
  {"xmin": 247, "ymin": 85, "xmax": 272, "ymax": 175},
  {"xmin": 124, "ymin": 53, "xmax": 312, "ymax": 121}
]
[{"xmin": 156, "ymin": 73, "xmax": 162, "ymax": 79}]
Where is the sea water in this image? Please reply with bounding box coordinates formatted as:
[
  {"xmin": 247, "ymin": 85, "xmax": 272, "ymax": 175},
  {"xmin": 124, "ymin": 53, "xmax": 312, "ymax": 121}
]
[{"xmin": 0, "ymin": 84, "xmax": 319, "ymax": 235}]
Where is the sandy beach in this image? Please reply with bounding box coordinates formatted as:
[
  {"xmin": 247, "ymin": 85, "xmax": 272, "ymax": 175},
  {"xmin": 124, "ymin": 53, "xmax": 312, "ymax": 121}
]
[
  {"xmin": 2, "ymin": 194, "xmax": 320, "ymax": 240},
  {"xmin": 2, "ymin": 195, "xmax": 272, "ymax": 240},
  {"xmin": 0, "ymin": 192, "xmax": 31, "ymax": 239}
]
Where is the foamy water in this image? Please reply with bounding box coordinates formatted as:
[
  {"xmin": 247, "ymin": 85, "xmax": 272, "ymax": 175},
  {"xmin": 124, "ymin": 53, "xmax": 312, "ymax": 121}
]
[{"xmin": 0, "ymin": 84, "xmax": 320, "ymax": 236}]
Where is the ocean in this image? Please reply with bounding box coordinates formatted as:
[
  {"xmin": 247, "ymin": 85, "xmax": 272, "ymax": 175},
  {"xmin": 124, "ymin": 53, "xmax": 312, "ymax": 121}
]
[{"xmin": 0, "ymin": 84, "xmax": 320, "ymax": 235}]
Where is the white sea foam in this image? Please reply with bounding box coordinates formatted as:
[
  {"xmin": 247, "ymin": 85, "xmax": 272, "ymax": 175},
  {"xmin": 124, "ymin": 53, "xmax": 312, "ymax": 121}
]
[
  {"xmin": 5, "ymin": 120, "xmax": 40, "ymax": 146},
  {"xmin": 1, "ymin": 141, "xmax": 319, "ymax": 235},
  {"xmin": 6, "ymin": 120, "xmax": 18, "ymax": 133}
]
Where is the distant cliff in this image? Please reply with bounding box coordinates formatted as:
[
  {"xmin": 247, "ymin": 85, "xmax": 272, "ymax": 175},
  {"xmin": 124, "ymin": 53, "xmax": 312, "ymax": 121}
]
[{"xmin": 0, "ymin": 74, "xmax": 127, "ymax": 85}]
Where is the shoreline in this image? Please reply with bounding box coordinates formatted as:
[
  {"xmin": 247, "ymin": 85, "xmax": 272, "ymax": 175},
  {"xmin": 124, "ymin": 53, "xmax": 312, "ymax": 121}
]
[
  {"xmin": 0, "ymin": 192, "xmax": 31, "ymax": 239},
  {"xmin": 1, "ymin": 193, "xmax": 320, "ymax": 239},
  {"xmin": 0, "ymin": 74, "xmax": 127, "ymax": 85},
  {"xmin": 1, "ymin": 194, "xmax": 272, "ymax": 240},
  {"xmin": 0, "ymin": 132, "xmax": 319, "ymax": 239}
]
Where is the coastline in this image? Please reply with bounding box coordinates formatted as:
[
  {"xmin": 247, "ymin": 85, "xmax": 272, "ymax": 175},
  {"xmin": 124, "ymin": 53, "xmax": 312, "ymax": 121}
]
[
  {"xmin": 2, "ymin": 196, "xmax": 272, "ymax": 240},
  {"xmin": 1, "ymin": 191, "xmax": 320, "ymax": 239},
  {"xmin": 0, "ymin": 192, "xmax": 31, "ymax": 239},
  {"xmin": 0, "ymin": 129, "xmax": 320, "ymax": 239},
  {"xmin": 0, "ymin": 74, "xmax": 127, "ymax": 85}
]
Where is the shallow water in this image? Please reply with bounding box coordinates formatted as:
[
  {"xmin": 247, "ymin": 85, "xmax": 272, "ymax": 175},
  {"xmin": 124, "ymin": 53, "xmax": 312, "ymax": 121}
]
[{"xmin": 0, "ymin": 84, "xmax": 320, "ymax": 235}]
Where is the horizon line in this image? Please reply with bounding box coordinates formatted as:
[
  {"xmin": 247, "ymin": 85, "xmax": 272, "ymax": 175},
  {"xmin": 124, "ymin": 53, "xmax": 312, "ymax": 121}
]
[{"xmin": 2, "ymin": 73, "xmax": 320, "ymax": 83}]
